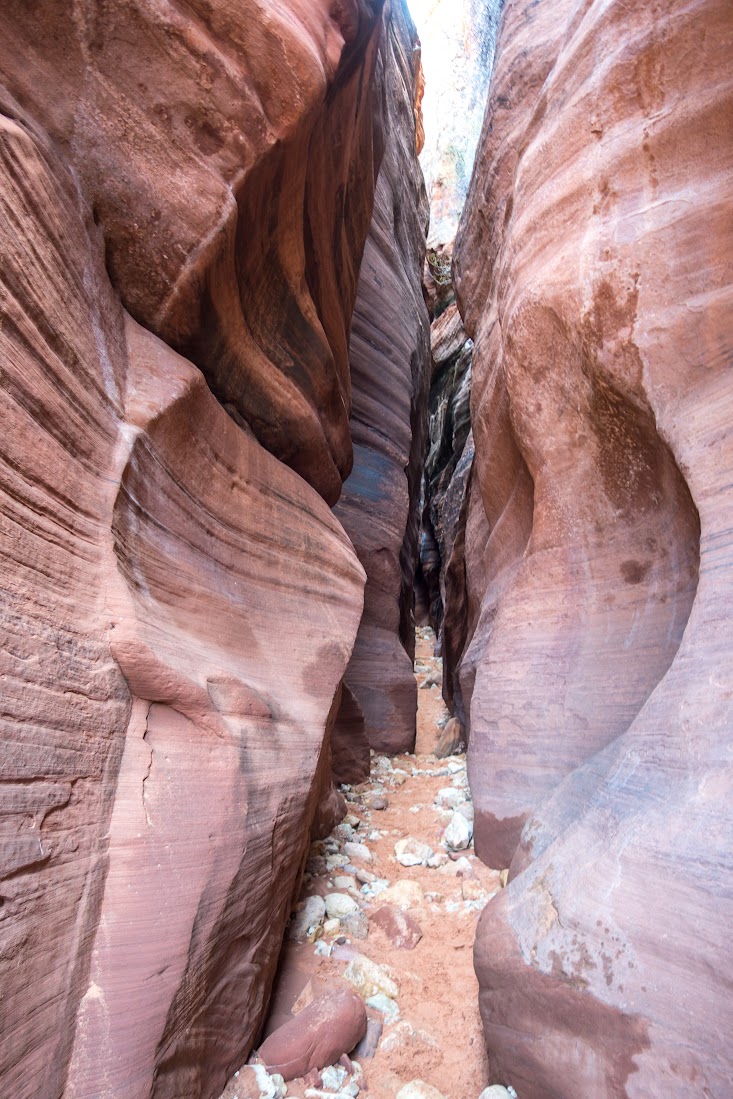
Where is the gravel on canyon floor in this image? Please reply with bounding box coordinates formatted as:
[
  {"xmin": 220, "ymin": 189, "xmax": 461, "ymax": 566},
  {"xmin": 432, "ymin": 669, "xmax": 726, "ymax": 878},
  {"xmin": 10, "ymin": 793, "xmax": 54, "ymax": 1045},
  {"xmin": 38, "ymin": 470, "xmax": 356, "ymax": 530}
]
[{"xmin": 219, "ymin": 629, "xmax": 519, "ymax": 1099}]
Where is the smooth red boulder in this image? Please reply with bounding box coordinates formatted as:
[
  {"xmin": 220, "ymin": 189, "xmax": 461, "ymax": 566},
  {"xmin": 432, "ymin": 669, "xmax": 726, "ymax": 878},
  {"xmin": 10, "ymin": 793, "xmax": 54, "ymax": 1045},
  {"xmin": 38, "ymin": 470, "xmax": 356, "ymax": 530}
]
[{"xmin": 258, "ymin": 988, "xmax": 367, "ymax": 1081}]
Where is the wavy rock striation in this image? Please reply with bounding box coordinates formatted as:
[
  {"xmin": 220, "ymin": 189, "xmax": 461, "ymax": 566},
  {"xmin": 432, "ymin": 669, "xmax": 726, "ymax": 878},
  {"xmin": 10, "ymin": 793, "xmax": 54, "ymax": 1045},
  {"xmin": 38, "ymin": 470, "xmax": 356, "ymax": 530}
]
[
  {"xmin": 0, "ymin": 2, "xmax": 429, "ymax": 1096},
  {"xmin": 453, "ymin": 0, "xmax": 733, "ymax": 1092},
  {"xmin": 333, "ymin": 3, "xmax": 431, "ymax": 758},
  {"xmin": 2, "ymin": 0, "xmax": 388, "ymax": 503}
]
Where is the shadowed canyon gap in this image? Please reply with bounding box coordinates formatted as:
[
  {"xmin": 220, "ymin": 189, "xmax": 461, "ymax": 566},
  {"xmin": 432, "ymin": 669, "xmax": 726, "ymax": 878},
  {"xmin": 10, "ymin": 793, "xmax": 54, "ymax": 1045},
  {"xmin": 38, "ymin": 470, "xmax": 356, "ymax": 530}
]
[{"xmin": 0, "ymin": 2, "xmax": 731, "ymax": 1099}]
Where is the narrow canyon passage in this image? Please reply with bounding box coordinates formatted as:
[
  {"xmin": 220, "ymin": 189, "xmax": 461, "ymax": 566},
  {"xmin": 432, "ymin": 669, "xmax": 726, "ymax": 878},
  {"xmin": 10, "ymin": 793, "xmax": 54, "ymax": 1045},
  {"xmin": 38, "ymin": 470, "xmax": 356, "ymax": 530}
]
[
  {"xmin": 218, "ymin": 629, "xmax": 503, "ymax": 1099},
  {"xmin": 0, "ymin": 1, "xmax": 731, "ymax": 1098}
]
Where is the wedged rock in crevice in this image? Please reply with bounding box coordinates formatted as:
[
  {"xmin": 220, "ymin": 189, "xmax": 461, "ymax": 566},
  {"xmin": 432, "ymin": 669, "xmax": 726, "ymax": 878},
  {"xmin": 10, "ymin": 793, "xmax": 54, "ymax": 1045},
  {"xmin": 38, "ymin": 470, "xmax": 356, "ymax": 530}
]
[
  {"xmin": 453, "ymin": 0, "xmax": 732, "ymax": 1092},
  {"xmin": 334, "ymin": 1, "xmax": 431, "ymax": 755},
  {"xmin": 331, "ymin": 682, "xmax": 371, "ymax": 786},
  {"xmin": 2, "ymin": 0, "xmax": 389, "ymax": 503}
]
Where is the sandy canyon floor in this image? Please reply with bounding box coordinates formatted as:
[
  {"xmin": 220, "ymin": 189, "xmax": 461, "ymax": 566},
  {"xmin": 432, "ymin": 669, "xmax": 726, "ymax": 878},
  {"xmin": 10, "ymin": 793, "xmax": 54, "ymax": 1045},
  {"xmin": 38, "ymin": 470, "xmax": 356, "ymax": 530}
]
[{"xmin": 220, "ymin": 628, "xmax": 510, "ymax": 1099}]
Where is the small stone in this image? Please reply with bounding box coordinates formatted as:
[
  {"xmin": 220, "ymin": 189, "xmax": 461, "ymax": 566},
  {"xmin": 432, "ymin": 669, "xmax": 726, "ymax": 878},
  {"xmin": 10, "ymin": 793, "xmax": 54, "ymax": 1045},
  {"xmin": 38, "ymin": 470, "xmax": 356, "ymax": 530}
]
[
  {"xmin": 434, "ymin": 787, "xmax": 465, "ymax": 809},
  {"xmin": 343, "ymin": 842, "xmax": 372, "ymax": 863},
  {"xmin": 394, "ymin": 837, "xmax": 434, "ymax": 867},
  {"xmin": 323, "ymin": 918, "xmax": 341, "ymax": 936},
  {"xmin": 325, "ymin": 893, "xmax": 359, "ymax": 919},
  {"xmin": 390, "ymin": 773, "xmax": 407, "ymax": 787},
  {"xmin": 340, "ymin": 909, "xmax": 369, "ymax": 940},
  {"xmin": 314, "ymin": 940, "xmax": 332, "ymax": 957},
  {"xmin": 444, "ymin": 812, "xmax": 473, "ymax": 851},
  {"xmin": 374, "ymin": 755, "xmax": 392, "ymax": 770},
  {"xmin": 396, "ymin": 1084, "xmax": 444, "ymax": 1099},
  {"xmin": 364, "ymin": 792, "xmax": 388, "ymax": 810},
  {"xmin": 426, "ymin": 853, "xmax": 449, "ymax": 869},
  {"xmin": 344, "ymin": 813, "xmax": 361, "ymax": 828},
  {"xmin": 371, "ymin": 905, "xmax": 423, "ymax": 949},
  {"xmin": 343, "ymin": 953, "xmax": 399, "ymax": 1000},
  {"xmin": 447, "ymin": 759, "xmax": 465, "ymax": 774},
  {"xmin": 378, "ymin": 879, "xmax": 425, "ymax": 909},
  {"xmin": 333, "ymin": 876, "xmax": 357, "ymax": 891},
  {"xmin": 289, "ymin": 896, "xmax": 327, "ymax": 943},
  {"xmin": 333, "ymin": 823, "xmax": 355, "ymax": 844},
  {"xmin": 356, "ymin": 868, "xmax": 377, "ymax": 884},
  {"xmin": 321, "ymin": 1065, "xmax": 348, "ymax": 1091},
  {"xmin": 479, "ymin": 1088, "xmax": 514, "ymax": 1099},
  {"xmin": 326, "ymin": 854, "xmax": 350, "ymax": 871},
  {"xmin": 351, "ymin": 1017, "xmax": 382, "ymax": 1060},
  {"xmin": 500, "ymin": 869, "xmax": 510, "ymax": 888},
  {"xmin": 365, "ymin": 992, "xmax": 400, "ymax": 1021},
  {"xmin": 456, "ymin": 801, "xmax": 474, "ymax": 822}
]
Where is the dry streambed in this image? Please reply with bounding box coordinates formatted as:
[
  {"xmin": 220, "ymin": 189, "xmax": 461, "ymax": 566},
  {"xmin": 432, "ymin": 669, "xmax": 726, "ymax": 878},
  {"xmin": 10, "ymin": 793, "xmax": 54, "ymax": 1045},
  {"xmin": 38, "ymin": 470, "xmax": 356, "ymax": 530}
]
[{"xmin": 220, "ymin": 631, "xmax": 519, "ymax": 1099}]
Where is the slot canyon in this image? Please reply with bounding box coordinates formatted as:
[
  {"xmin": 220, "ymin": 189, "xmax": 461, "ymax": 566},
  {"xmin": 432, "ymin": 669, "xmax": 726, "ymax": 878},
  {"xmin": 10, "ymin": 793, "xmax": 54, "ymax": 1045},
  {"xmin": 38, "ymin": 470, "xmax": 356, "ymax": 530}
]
[{"xmin": 0, "ymin": 0, "xmax": 731, "ymax": 1097}]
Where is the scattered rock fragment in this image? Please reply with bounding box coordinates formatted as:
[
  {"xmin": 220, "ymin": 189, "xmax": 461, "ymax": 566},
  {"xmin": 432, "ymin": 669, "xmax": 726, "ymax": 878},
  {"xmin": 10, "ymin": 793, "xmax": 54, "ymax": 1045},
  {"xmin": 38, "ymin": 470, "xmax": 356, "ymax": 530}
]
[
  {"xmin": 479, "ymin": 1088, "xmax": 515, "ymax": 1099},
  {"xmin": 444, "ymin": 812, "xmax": 473, "ymax": 851},
  {"xmin": 371, "ymin": 905, "xmax": 423, "ymax": 950},
  {"xmin": 394, "ymin": 837, "xmax": 434, "ymax": 866},
  {"xmin": 325, "ymin": 893, "xmax": 359, "ymax": 920},
  {"xmin": 321, "ymin": 1064, "xmax": 348, "ymax": 1091},
  {"xmin": 259, "ymin": 989, "xmax": 367, "ymax": 1082},
  {"xmin": 434, "ymin": 787, "xmax": 465, "ymax": 809},
  {"xmin": 343, "ymin": 841, "xmax": 372, "ymax": 863},
  {"xmin": 343, "ymin": 954, "xmax": 399, "ymax": 999},
  {"xmin": 351, "ymin": 1017, "xmax": 383, "ymax": 1060},
  {"xmin": 290, "ymin": 896, "xmax": 327, "ymax": 943},
  {"xmin": 341, "ymin": 910, "xmax": 369, "ymax": 940},
  {"xmin": 435, "ymin": 718, "xmax": 464, "ymax": 758},
  {"xmin": 378, "ymin": 879, "xmax": 425, "ymax": 909},
  {"xmin": 364, "ymin": 792, "xmax": 388, "ymax": 810},
  {"xmin": 365, "ymin": 992, "xmax": 400, "ymax": 1021}
]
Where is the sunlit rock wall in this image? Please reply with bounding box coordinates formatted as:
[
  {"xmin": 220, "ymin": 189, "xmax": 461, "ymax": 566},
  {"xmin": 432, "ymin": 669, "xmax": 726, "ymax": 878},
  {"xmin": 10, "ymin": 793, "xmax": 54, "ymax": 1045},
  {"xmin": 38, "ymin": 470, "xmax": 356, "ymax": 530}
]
[
  {"xmin": 415, "ymin": 0, "xmax": 503, "ymax": 246},
  {"xmin": 453, "ymin": 0, "xmax": 733, "ymax": 1093}
]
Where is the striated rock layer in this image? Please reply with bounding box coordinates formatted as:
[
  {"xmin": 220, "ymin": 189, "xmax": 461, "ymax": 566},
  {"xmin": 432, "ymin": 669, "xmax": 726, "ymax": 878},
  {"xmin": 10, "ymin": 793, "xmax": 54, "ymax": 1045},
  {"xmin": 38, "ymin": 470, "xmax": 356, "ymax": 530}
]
[
  {"xmin": 2, "ymin": 0, "xmax": 388, "ymax": 504},
  {"xmin": 333, "ymin": 2, "xmax": 431, "ymax": 758},
  {"xmin": 453, "ymin": 0, "xmax": 733, "ymax": 1093},
  {"xmin": 0, "ymin": 2, "xmax": 429, "ymax": 1096},
  {"xmin": 0, "ymin": 98, "xmax": 365, "ymax": 1099}
]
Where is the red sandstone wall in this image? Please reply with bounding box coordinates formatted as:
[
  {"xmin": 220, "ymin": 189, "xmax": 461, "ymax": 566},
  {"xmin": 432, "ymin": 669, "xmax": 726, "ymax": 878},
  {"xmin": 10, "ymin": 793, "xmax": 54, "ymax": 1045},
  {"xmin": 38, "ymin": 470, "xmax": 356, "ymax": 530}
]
[{"xmin": 453, "ymin": 0, "xmax": 733, "ymax": 1092}]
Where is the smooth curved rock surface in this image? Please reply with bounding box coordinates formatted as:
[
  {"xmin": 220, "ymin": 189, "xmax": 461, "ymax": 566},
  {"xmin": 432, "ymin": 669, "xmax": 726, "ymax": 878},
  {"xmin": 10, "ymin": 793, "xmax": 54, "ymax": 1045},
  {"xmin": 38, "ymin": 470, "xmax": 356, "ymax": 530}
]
[
  {"xmin": 334, "ymin": 2, "xmax": 431, "ymax": 755},
  {"xmin": 454, "ymin": 0, "xmax": 733, "ymax": 1093},
  {"xmin": 0, "ymin": 64, "xmax": 369, "ymax": 1099},
  {"xmin": 258, "ymin": 987, "xmax": 367, "ymax": 1081},
  {"xmin": 2, "ymin": 0, "xmax": 388, "ymax": 503}
]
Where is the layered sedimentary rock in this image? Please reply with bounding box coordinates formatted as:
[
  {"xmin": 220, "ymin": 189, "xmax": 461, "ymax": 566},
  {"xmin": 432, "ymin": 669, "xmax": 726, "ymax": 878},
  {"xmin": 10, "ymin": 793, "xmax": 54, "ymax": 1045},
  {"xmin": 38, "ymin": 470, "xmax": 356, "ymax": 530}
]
[
  {"xmin": 333, "ymin": 3, "xmax": 431, "ymax": 757},
  {"xmin": 2, "ymin": 0, "xmax": 388, "ymax": 503},
  {"xmin": 0, "ymin": 2, "xmax": 429, "ymax": 1096},
  {"xmin": 453, "ymin": 0, "xmax": 733, "ymax": 1092},
  {"xmin": 0, "ymin": 100, "xmax": 365, "ymax": 1099}
]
